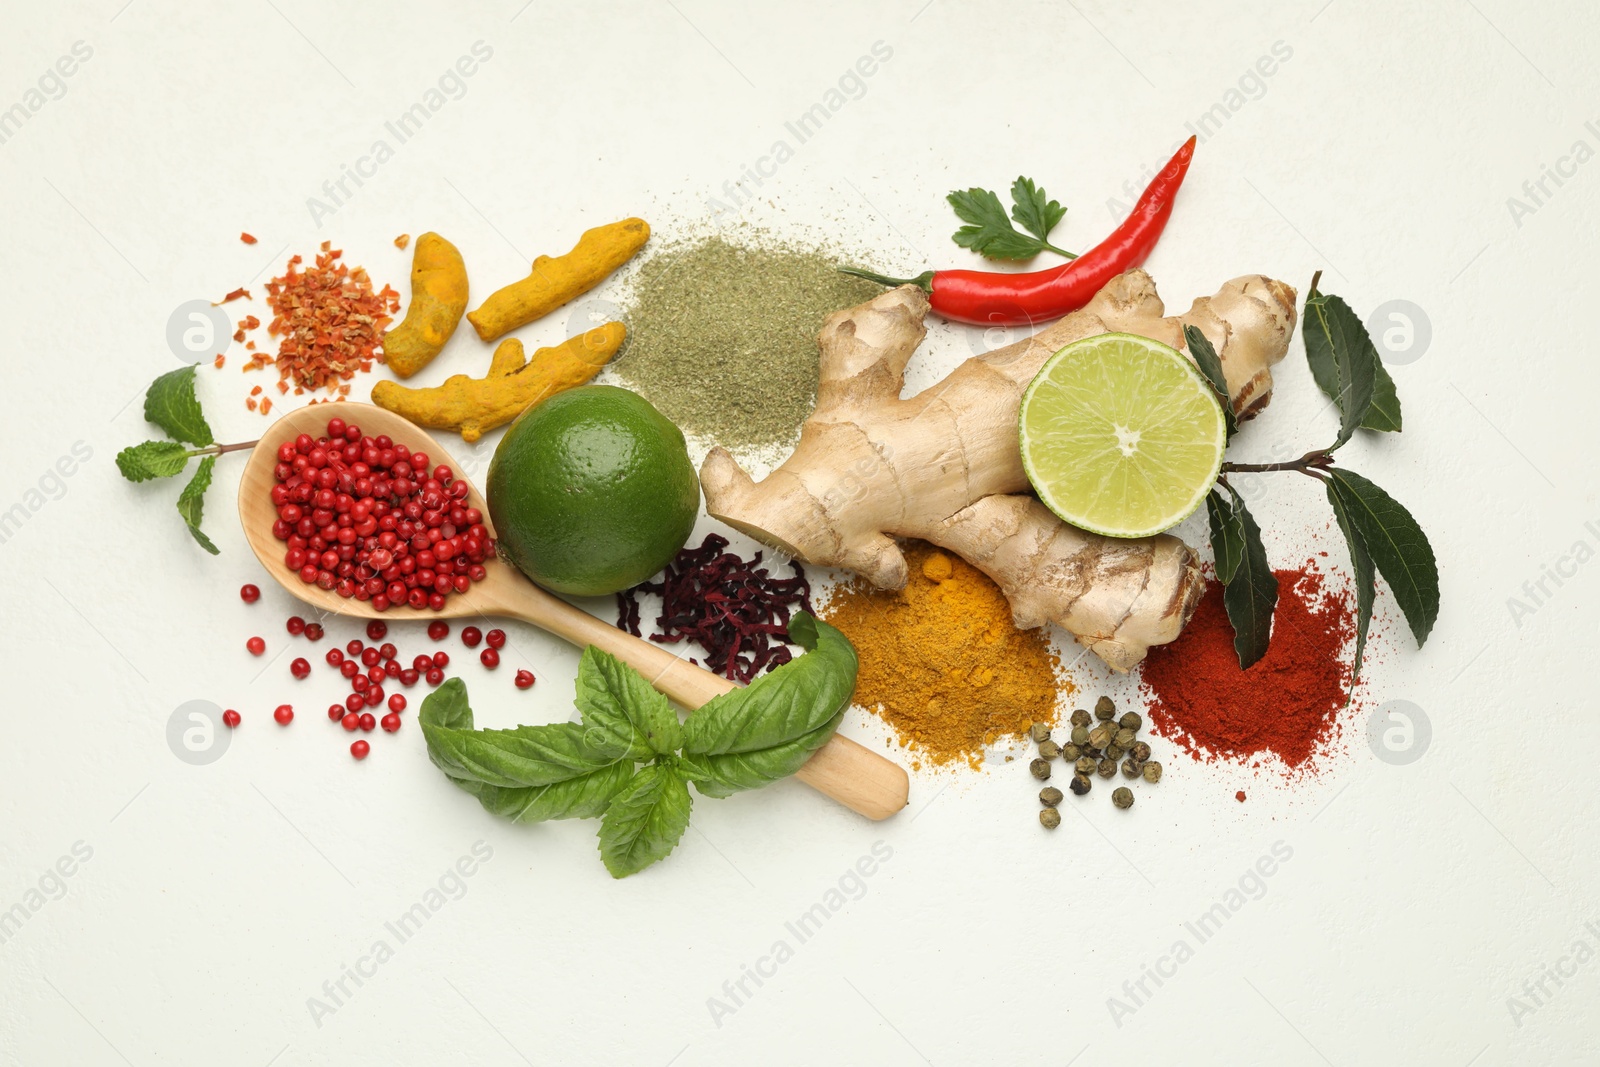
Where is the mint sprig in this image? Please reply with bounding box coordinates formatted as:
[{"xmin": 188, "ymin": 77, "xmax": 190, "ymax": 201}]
[{"xmin": 420, "ymin": 614, "xmax": 859, "ymax": 879}]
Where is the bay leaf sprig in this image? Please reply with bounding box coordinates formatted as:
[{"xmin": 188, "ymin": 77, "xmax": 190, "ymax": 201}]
[
  {"xmin": 420, "ymin": 612, "xmax": 859, "ymax": 879},
  {"xmin": 116, "ymin": 366, "xmax": 257, "ymax": 554},
  {"xmin": 1199, "ymin": 275, "xmax": 1439, "ymax": 683},
  {"xmin": 948, "ymin": 177, "xmax": 1077, "ymax": 261}
]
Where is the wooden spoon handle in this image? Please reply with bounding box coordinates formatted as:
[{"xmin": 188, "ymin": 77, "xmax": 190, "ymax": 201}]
[{"xmin": 501, "ymin": 589, "xmax": 909, "ymax": 821}]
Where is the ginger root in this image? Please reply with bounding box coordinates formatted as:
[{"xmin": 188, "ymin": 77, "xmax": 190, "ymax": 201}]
[
  {"xmin": 701, "ymin": 269, "xmax": 1296, "ymax": 670},
  {"xmin": 383, "ymin": 232, "xmax": 468, "ymax": 378},
  {"xmin": 467, "ymin": 218, "xmax": 650, "ymax": 342},
  {"xmin": 372, "ymin": 323, "xmax": 625, "ymax": 443}
]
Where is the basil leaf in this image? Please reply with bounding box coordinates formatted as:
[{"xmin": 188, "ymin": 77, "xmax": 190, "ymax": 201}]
[
  {"xmin": 420, "ymin": 678, "xmax": 632, "ymax": 789},
  {"xmin": 1326, "ymin": 469, "xmax": 1439, "ymax": 646},
  {"xmin": 1184, "ymin": 325, "xmax": 1237, "ymax": 439},
  {"xmin": 116, "ymin": 440, "xmax": 190, "ymax": 482},
  {"xmin": 143, "ymin": 366, "xmax": 213, "ymax": 447},
  {"xmin": 597, "ymin": 764, "xmax": 692, "ymax": 878},
  {"xmin": 456, "ymin": 762, "xmax": 635, "ymax": 823},
  {"xmin": 1205, "ymin": 489, "xmax": 1246, "ymax": 583},
  {"xmin": 574, "ymin": 646, "xmax": 678, "ymax": 759},
  {"xmin": 1219, "ymin": 487, "xmax": 1278, "ymax": 669},
  {"xmin": 177, "ymin": 456, "xmax": 219, "ymax": 555},
  {"xmin": 1303, "ymin": 278, "xmax": 1385, "ymax": 447},
  {"xmin": 681, "ymin": 709, "xmax": 844, "ymax": 798},
  {"xmin": 1324, "ymin": 478, "xmax": 1376, "ymax": 682},
  {"xmin": 420, "ymin": 676, "xmax": 474, "ymax": 729},
  {"xmin": 681, "ymin": 613, "xmax": 857, "ymax": 756},
  {"xmin": 1009, "ymin": 177, "xmax": 1067, "ymax": 243}
]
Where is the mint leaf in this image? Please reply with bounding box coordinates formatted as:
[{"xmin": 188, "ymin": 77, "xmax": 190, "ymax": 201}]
[
  {"xmin": 1326, "ymin": 469, "xmax": 1439, "ymax": 646},
  {"xmin": 597, "ymin": 764, "xmax": 692, "ymax": 878},
  {"xmin": 1324, "ymin": 478, "xmax": 1376, "ymax": 682},
  {"xmin": 1009, "ymin": 177, "xmax": 1067, "ymax": 244},
  {"xmin": 1205, "ymin": 489, "xmax": 1246, "ymax": 583},
  {"xmin": 1218, "ymin": 488, "xmax": 1278, "ymax": 669},
  {"xmin": 1184, "ymin": 325, "xmax": 1237, "ymax": 439},
  {"xmin": 574, "ymin": 646, "xmax": 679, "ymax": 758},
  {"xmin": 117, "ymin": 440, "xmax": 190, "ymax": 482},
  {"xmin": 143, "ymin": 366, "xmax": 213, "ymax": 447},
  {"xmin": 681, "ymin": 613, "xmax": 857, "ymax": 757},
  {"xmin": 681, "ymin": 709, "xmax": 844, "ymax": 798},
  {"xmin": 176, "ymin": 456, "xmax": 218, "ymax": 554}
]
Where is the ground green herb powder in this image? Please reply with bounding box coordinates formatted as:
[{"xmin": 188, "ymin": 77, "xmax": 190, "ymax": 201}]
[{"xmin": 611, "ymin": 235, "xmax": 883, "ymax": 450}]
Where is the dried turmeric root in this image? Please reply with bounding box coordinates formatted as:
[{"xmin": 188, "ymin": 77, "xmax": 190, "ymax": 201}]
[
  {"xmin": 466, "ymin": 218, "xmax": 649, "ymax": 342},
  {"xmin": 383, "ymin": 232, "xmax": 468, "ymax": 378},
  {"xmin": 372, "ymin": 323, "xmax": 625, "ymax": 442}
]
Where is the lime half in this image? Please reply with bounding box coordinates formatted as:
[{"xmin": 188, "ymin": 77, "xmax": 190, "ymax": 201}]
[{"xmin": 1019, "ymin": 333, "xmax": 1226, "ymax": 539}]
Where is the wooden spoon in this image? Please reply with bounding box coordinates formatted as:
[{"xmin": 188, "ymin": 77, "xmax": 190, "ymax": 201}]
[{"xmin": 238, "ymin": 402, "xmax": 908, "ymax": 821}]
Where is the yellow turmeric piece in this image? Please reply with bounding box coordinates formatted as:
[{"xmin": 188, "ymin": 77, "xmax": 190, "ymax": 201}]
[
  {"xmin": 382, "ymin": 232, "xmax": 468, "ymax": 379},
  {"xmin": 467, "ymin": 218, "xmax": 650, "ymax": 342},
  {"xmin": 372, "ymin": 323, "xmax": 625, "ymax": 443},
  {"xmin": 821, "ymin": 542, "xmax": 1069, "ymax": 770}
]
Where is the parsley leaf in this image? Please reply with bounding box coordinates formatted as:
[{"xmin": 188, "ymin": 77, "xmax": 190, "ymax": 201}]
[{"xmin": 948, "ymin": 177, "xmax": 1075, "ymax": 261}]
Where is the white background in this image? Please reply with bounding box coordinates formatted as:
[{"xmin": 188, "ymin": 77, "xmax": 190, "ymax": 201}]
[{"xmin": 2, "ymin": 1, "xmax": 1596, "ymax": 1064}]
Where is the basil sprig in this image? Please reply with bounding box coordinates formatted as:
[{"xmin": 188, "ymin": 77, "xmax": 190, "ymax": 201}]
[{"xmin": 420, "ymin": 613, "xmax": 858, "ymax": 878}]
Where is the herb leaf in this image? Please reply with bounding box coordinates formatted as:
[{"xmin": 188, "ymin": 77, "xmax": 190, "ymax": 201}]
[
  {"xmin": 1010, "ymin": 177, "xmax": 1068, "ymax": 244},
  {"xmin": 575, "ymin": 646, "xmax": 680, "ymax": 758},
  {"xmin": 176, "ymin": 456, "xmax": 218, "ymax": 554},
  {"xmin": 144, "ymin": 366, "xmax": 214, "ymax": 447},
  {"xmin": 457, "ymin": 763, "xmax": 635, "ymax": 823},
  {"xmin": 1216, "ymin": 487, "xmax": 1278, "ymax": 669},
  {"xmin": 948, "ymin": 181, "xmax": 1075, "ymax": 261},
  {"xmin": 597, "ymin": 764, "xmax": 692, "ymax": 878},
  {"xmin": 1303, "ymin": 277, "xmax": 1400, "ymax": 441},
  {"xmin": 1326, "ymin": 469, "xmax": 1439, "ymax": 646},
  {"xmin": 1324, "ymin": 478, "xmax": 1376, "ymax": 682},
  {"xmin": 1205, "ymin": 489, "xmax": 1246, "ymax": 583},
  {"xmin": 681, "ymin": 613, "xmax": 857, "ymax": 756},
  {"xmin": 117, "ymin": 440, "xmax": 190, "ymax": 482},
  {"xmin": 1184, "ymin": 325, "xmax": 1237, "ymax": 440},
  {"xmin": 681, "ymin": 709, "xmax": 845, "ymax": 798}
]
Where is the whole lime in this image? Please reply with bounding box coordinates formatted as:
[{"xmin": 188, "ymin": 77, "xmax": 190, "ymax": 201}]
[{"xmin": 487, "ymin": 385, "xmax": 699, "ymax": 596}]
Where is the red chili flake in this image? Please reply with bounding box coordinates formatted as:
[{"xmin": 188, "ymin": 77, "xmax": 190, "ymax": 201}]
[
  {"xmin": 213, "ymin": 354, "xmax": 226, "ymax": 369},
  {"xmin": 233, "ymin": 328, "xmax": 246, "ymax": 343},
  {"xmin": 616, "ymin": 534, "xmax": 813, "ymax": 682},
  {"xmin": 241, "ymin": 232, "xmax": 258, "ymax": 245},
  {"xmin": 394, "ymin": 234, "xmax": 410, "ymax": 250},
  {"xmin": 250, "ymin": 384, "xmax": 262, "ymax": 396},
  {"xmin": 263, "ymin": 243, "xmax": 399, "ymax": 393},
  {"xmin": 246, "ymin": 397, "xmax": 257, "ymax": 411},
  {"xmin": 244, "ymin": 315, "xmax": 260, "ymax": 330},
  {"xmin": 260, "ymin": 397, "xmax": 273, "ymax": 415},
  {"xmin": 218, "ymin": 287, "xmax": 251, "ymax": 304},
  {"xmin": 277, "ymin": 380, "xmax": 289, "ymax": 394}
]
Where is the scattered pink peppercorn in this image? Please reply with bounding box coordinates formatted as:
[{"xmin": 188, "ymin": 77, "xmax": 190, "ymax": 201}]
[
  {"xmin": 290, "ymin": 658, "xmax": 311, "ymax": 679},
  {"xmin": 240, "ymin": 584, "xmax": 260, "ymax": 603},
  {"xmin": 366, "ymin": 620, "xmax": 387, "ymax": 641},
  {"xmin": 303, "ymin": 623, "xmax": 324, "ymax": 642},
  {"xmin": 326, "ymin": 648, "xmax": 345, "ymax": 667},
  {"xmin": 327, "ymin": 704, "xmax": 345, "ymax": 721},
  {"xmin": 378, "ymin": 642, "xmax": 397, "ymax": 661},
  {"xmin": 350, "ymin": 740, "xmax": 370, "ymax": 760},
  {"xmin": 461, "ymin": 626, "xmax": 482, "ymax": 648},
  {"xmin": 400, "ymin": 668, "xmax": 420, "ymax": 687},
  {"xmin": 514, "ymin": 669, "xmax": 536, "ymax": 690},
  {"xmin": 365, "ymin": 687, "xmax": 385, "ymax": 708},
  {"xmin": 346, "ymin": 639, "xmax": 364, "ymax": 657},
  {"xmin": 246, "ymin": 636, "xmax": 266, "ymax": 656},
  {"xmin": 425, "ymin": 668, "xmax": 444, "ymax": 686},
  {"xmin": 485, "ymin": 628, "xmax": 506, "ymax": 650},
  {"xmin": 480, "ymin": 648, "xmax": 500, "ymax": 669},
  {"xmin": 381, "ymin": 712, "xmax": 402, "ymax": 732},
  {"xmin": 340, "ymin": 659, "xmax": 360, "ymax": 679},
  {"xmin": 352, "ymin": 675, "xmax": 370, "ymax": 693},
  {"xmin": 428, "ymin": 620, "xmax": 449, "ymax": 641},
  {"xmin": 432, "ymin": 651, "xmax": 450, "ymax": 668},
  {"xmin": 222, "ymin": 709, "xmax": 241, "ymax": 728},
  {"xmin": 358, "ymin": 712, "xmax": 377, "ymax": 731},
  {"xmin": 388, "ymin": 694, "xmax": 406, "ymax": 713},
  {"xmin": 345, "ymin": 694, "xmax": 364, "ymax": 715},
  {"xmin": 286, "ymin": 616, "xmax": 306, "ymax": 636},
  {"xmin": 273, "ymin": 704, "xmax": 294, "ymax": 725}
]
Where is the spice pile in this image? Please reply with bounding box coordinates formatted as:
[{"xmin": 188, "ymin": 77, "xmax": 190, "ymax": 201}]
[
  {"xmin": 820, "ymin": 542, "xmax": 1067, "ymax": 770},
  {"xmin": 245, "ymin": 242, "xmax": 400, "ymax": 402},
  {"xmin": 611, "ymin": 234, "xmax": 882, "ymax": 450},
  {"xmin": 617, "ymin": 533, "xmax": 813, "ymax": 682},
  {"xmin": 1139, "ymin": 566, "xmax": 1355, "ymax": 773},
  {"xmin": 1029, "ymin": 696, "xmax": 1162, "ymax": 828}
]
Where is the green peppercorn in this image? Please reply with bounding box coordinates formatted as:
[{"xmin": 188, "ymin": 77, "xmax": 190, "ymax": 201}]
[
  {"xmin": 1040, "ymin": 786, "xmax": 1063, "ymax": 807},
  {"xmin": 1104, "ymin": 743, "xmax": 1125, "ymax": 762},
  {"xmin": 1038, "ymin": 739, "xmax": 1061, "ymax": 761},
  {"xmin": 1071, "ymin": 725, "xmax": 1090, "ymax": 746},
  {"xmin": 1070, "ymin": 773, "xmax": 1092, "ymax": 796},
  {"xmin": 1030, "ymin": 722, "xmax": 1051, "ymax": 744},
  {"xmin": 1062, "ymin": 743, "xmax": 1083, "ymax": 761},
  {"xmin": 1131, "ymin": 741, "xmax": 1152, "ymax": 763},
  {"xmin": 1118, "ymin": 711, "xmax": 1142, "ymax": 732},
  {"xmin": 1095, "ymin": 696, "xmax": 1116, "ymax": 720},
  {"xmin": 1075, "ymin": 756, "xmax": 1097, "ymax": 776},
  {"xmin": 1112, "ymin": 787, "xmax": 1134, "ymax": 809},
  {"xmin": 1121, "ymin": 757, "xmax": 1143, "ymax": 778},
  {"xmin": 1113, "ymin": 728, "xmax": 1136, "ymax": 749},
  {"xmin": 1040, "ymin": 807, "xmax": 1062, "ymax": 829},
  {"xmin": 1070, "ymin": 708, "xmax": 1091, "ymax": 728},
  {"xmin": 1142, "ymin": 760, "xmax": 1162, "ymax": 784},
  {"xmin": 1030, "ymin": 758, "xmax": 1052, "ymax": 781},
  {"xmin": 1097, "ymin": 758, "xmax": 1116, "ymax": 778},
  {"xmin": 1088, "ymin": 724, "xmax": 1113, "ymax": 750}
]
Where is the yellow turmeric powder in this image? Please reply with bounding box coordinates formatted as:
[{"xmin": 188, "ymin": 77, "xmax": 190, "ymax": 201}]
[{"xmin": 821, "ymin": 541, "xmax": 1069, "ymax": 770}]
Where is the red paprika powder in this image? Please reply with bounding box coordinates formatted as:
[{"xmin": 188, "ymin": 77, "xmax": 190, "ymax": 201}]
[{"xmin": 1139, "ymin": 566, "xmax": 1355, "ymax": 771}]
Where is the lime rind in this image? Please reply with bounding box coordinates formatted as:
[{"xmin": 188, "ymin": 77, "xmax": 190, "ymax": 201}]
[{"xmin": 1018, "ymin": 333, "xmax": 1226, "ymax": 539}]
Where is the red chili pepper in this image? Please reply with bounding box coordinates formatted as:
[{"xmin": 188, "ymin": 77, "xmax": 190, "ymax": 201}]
[{"xmin": 844, "ymin": 137, "xmax": 1196, "ymax": 327}]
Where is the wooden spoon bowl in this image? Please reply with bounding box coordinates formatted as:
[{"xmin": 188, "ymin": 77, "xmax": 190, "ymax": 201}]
[{"xmin": 239, "ymin": 402, "xmax": 907, "ymax": 821}]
